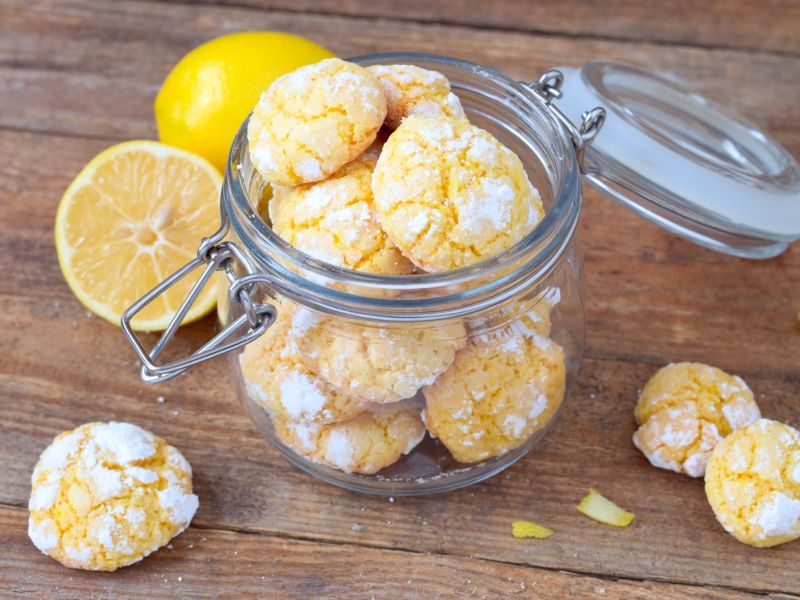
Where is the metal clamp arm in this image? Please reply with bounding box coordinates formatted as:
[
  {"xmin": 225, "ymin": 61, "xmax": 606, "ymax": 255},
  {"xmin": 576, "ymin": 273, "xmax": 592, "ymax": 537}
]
[{"xmin": 121, "ymin": 239, "xmax": 276, "ymax": 384}]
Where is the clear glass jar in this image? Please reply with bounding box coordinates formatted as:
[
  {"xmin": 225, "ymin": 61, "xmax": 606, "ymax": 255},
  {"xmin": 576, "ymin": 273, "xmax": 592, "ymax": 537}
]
[{"xmin": 216, "ymin": 53, "xmax": 584, "ymax": 495}]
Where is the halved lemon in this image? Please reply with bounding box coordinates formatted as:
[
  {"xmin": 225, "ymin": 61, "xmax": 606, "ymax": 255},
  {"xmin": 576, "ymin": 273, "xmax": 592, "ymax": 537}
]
[{"xmin": 55, "ymin": 141, "xmax": 222, "ymax": 331}]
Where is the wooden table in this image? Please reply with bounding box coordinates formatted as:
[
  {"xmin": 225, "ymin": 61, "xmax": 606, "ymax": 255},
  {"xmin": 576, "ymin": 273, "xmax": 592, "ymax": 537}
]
[{"xmin": 2, "ymin": 1, "xmax": 799, "ymax": 597}]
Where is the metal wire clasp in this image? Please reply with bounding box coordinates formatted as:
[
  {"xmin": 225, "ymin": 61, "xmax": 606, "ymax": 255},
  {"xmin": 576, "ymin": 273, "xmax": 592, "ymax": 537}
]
[
  {"xmin": 121, "ymin": 215, "xmax": 277, "ymax": 384},
  {"xmin": 528, "ymin": 69, "xmax": 606, "ymax": 170}
]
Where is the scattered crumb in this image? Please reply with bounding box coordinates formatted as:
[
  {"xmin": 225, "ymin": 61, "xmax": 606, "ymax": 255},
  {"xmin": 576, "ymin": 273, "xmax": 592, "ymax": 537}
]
[
  {"xmin": 351, "ymin": 523, "xmax": 363, "ymax": 532},
  {"xmin": 172, "ymin": 410, "xmax": 179, "ymax": 416},
  {"xmin": 388, "ymin": 497, "xmax": 395, "ymax": 503},
  {"xmin": 177, "ymin": 576, "xmax": 183, "ymax": 583},
  {"xmin": 157, "ymin": 396, "xmax": 165, "ymax": 403}
]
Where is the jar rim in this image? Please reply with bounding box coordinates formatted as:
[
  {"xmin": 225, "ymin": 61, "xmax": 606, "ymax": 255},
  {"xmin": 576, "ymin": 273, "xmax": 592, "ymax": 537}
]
[{"xmin": 223, "ymin": 52, "xmax": 581, "ymax": 321}]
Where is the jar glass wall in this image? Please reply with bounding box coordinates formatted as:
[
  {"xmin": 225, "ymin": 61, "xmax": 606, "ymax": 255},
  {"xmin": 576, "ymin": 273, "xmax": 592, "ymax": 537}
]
[{"xmin": 218, "ymin": 54, "xmax": 585, "ymax": 495}]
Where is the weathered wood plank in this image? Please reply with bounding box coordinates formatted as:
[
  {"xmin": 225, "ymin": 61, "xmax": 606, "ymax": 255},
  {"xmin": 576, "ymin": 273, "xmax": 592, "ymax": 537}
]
[
  {"xmin": 1, "ymin": 292, "xmax": 798, "ymax": 594},
  {"xmin": 0, "ymin": 505, "xmax": 768, "ymax": 599},
  {"xmin": 1, "ymin": 0, "xmax": 799, "ymax": 155},
  {"xmin": 162, "ymin": 0, "xmax": 800, "ymax": 56}
]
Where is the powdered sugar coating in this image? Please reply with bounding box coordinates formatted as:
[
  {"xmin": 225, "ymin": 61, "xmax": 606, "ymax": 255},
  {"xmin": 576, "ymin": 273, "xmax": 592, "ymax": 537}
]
[
  {"xmin": 372, "ymin": 115, "xmax": 543, "ymax": 272},
  {"xmin": 367, "ymin": 64, "xmax": 465, "ymax": 129},
  {"xmin": 273, "ymin": 401, "xmax": 426, "ymax": 474},
  {"xmin": 423, "ymin": 324, "xmax": 566, "ymax": 463},
  {"xmin": 27, "ymin": 422, "xmax": 197, "ymax": 570},
  {"xmin": 705, "ymin": 419, "xmax": 800, "ymax": 547},
  {"xmin": 239, "ymin": 304, "xmax": 367, "ymax": 425},
  {"xmin": 632, "ymin": 362, "xmax": 761, "ymax": 478},
  {"xmin": 269, "ymin": 153, "xmax": 413, "ymax": 275},
  {"xmin": 296, "ymin": 316, "xmax": 467, "ymax": 404},
  {"xmin": 248, "ymin": 58, "xmax": 386, "ymax": 186}
]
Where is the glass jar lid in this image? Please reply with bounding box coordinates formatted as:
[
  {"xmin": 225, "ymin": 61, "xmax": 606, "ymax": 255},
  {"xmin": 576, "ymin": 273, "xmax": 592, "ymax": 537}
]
[{"xmin": 551, "ymin": 61, "xmax": 800, "ymax": 258}]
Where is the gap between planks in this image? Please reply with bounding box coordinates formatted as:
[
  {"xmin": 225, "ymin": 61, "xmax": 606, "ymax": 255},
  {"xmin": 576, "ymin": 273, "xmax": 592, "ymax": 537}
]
[{"xmin": 0, "ymin": 502, "xmax": 786, "ymax": 598}]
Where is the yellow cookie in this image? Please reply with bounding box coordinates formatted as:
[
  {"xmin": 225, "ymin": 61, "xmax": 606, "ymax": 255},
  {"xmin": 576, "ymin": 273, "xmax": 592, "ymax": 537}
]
[
  {"xmin": 295, "ymin": 311, "xmax": 466, "ymax": 403},
  {"xmin": 273, "ymin": 401, "xmax": 426, "ymax": 474},
  {"xmin": 705, "ymin": 419, "xmax": 800, "ymax": 548},
  {"xmin": 28, "ymin": 422, "xmax": 198, "ymax": 571},
  {"xmin": 367, "ymin": 64, "xmax": 465, "ymax": 129},
  {"xmin": 240, "ymin": 305, "xmax": 367, "ymax": 425},
  {"xmin": 467, "ymin": 287, "xmax": 561, "ymax": 338},
  {"xmin": 632, "ymin": 362, "xmax": 760, "ymax": 477},
  {"xmin": 372, "ymin": 115, "xmax": 544, "ymax": 272},
  {"xmin": 423, "ymin": 326, "xmax": 566, "ymax": 463},
  {"xmin": 248, "ymin": 58, "xmax": 386, "ymax": 186},
  {"xmin": 269, "ymin": 153, "xmax": 414, "ymax": 274}
]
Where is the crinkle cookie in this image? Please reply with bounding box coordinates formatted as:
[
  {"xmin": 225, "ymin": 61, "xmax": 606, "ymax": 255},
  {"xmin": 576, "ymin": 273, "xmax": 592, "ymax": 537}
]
[
  {"xmin": 294, "ymin": 308, "xmax": 466, "ymax": 403},
  {"xmin": 248, "ymin": 58, "xmax": 386, "ymax": 186},
  {"xmin": 28, "ymin": 422, "xmax": 198, "ymax": 571},
  {"xmin": 372, "ymin": 115, "xmax": 544, "ymax": 272},
  {"xmin": 239, "ymin": 305, "xmax": 367, "ymax": 425},
  {"xmin": 367, "ymin": 64, "xmax": 465, "ymax": 129},
  {"xmin": 705, "ymin": 419, "xmax": 800, "ymax": 548},
  {"xmin": 423, "ymin": 325, "xmax": 566, "ymax": 463},
  {"xmin": 632, "ymin": 362, "xmax": 760, "ymax": 477},
  {"xmin": 273, "ymin": 401, "xmax": 426, "ymax": 474},
  {"xmin": 467, "ymin": 287, "xmax": 561, "ymax": 338},
  {"xmin": 269, "ymin": 153, "xmax": 414, "ymax": 274}
]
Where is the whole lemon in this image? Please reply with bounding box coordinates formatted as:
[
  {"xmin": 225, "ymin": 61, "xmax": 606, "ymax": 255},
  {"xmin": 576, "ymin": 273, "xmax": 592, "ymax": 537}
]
[{"xmin": 155, "ymin": 32, "xmax": 335, "ymax": 172}]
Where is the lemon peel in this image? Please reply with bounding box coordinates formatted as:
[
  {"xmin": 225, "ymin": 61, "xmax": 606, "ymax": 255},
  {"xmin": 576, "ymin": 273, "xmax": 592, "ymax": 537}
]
[{"xmin": 576, "ymin": 488, "xmax": 635, "ymax": 527}]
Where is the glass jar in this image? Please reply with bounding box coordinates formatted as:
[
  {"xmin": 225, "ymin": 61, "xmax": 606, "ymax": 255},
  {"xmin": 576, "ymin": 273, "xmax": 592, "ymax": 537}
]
[
  {"xmin": 219, "ymin": 54, "xmax": 583, "ymax": 495},
  {"xmin": 123, "ymin": 53, "xmax": 799, "ymax": 496}
]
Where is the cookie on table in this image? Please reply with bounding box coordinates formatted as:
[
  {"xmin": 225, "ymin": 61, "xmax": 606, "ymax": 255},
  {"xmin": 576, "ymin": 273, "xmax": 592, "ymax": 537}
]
[
  {"xmin": 705, "ymin": 419, "xmax": 800, "ymax": 548},
  {"xmin": 294, "ymin": 309, "xmax": 466, "ymax": 404},
  {"xmin": 367, "ymin": 64, "xmax": 465, "ymax": 129},
  {"xmin": 28, "ymin": 422, "xmax": 198, "ymax": 571},
  {"xmin": 269, "ymin": 152, "xmax": 414, "ymax": 275},
  {"xmin": 423, "ymin": 325, "xmax": 566, "ymax": 463},
  {"xmin": 239, "ymin": 305, "xmax": 367, "ymax": 426},
  {"xmin": 632, "ymin": 362, "xmax": 760, "ymax": 477},
  {"xmin": 248, "ymin": 58, "xmax": 386, "ymax": 186},
  {"xmin": 372, "ymin": 115, "xmax": 544, "ymax": 272},
  {"xmin": 273, "ymin": 401, "xmax": 426, "ymax": 474}
]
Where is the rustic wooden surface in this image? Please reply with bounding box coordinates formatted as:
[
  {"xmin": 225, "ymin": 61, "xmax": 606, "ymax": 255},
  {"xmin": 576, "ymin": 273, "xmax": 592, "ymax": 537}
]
[{"xmin": 1, "ymin": 0, "xmax": 799, "ymax": 597}]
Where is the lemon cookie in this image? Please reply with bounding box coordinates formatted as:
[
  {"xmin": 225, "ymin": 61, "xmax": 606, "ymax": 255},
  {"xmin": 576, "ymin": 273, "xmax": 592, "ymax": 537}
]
[
  {"xmin": 269, "ymin": 153, "xmax": 414, "ymax": 274},
  {"xmin": 372, "ymin": 115, "xmax": 544, "ymax": 272},
  {"xmin": 367, "ymin": 64, "xmax": 465, "ymax": 129},
  {"xmin": 632, "ymin": 362, "xmax": 760, "ymax": 477},
  {"xmin": 705, "ymin": 419, "xmax": 800, "ymax": 548},
  {"xmin": 28, "ymin": 422, "xmax": 198, "ymax": 571},
  {"xmin": 273, "ymin": 401, "xmax": 426, "ymax": 474},
  {"xmin": 248, "ymin": 58, "xmax": 386, "ymax": 186},
  {"xmin": 295, "ymin": 310, "xmax": 466, "ymax": 403},
  {"xmin": 423, "ymin": 325, "xmax": 566, "ymax": 463},
  {"xmin": 240, "ymin": 305, "xmax": 367, "ymax": 425},
  {"xmin": 467, "ymin": 287, "xmax": 561, "ymax": 338}
]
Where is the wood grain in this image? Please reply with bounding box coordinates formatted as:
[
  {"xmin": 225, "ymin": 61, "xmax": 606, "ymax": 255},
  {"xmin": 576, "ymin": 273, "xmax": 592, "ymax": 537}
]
[
  {"xmin": 0, "ymin": 505, "xmax": 770, "ymax": 599},
  {"xmin": 2, "ymin": 0, "xmax": 800, "ymax": 597},
  {"xmin": 1, "ymin": 1, "xmax": 799, "ymax": 154},
  {"xmin": 162, "ymin": 0, "xmax": 800, "ymax": 56}
]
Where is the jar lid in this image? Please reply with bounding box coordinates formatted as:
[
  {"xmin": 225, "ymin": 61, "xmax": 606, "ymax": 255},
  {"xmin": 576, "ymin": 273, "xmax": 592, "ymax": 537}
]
[{"xmin": 551, "ymin": 61, "xmax": 800, "ymax": 258}]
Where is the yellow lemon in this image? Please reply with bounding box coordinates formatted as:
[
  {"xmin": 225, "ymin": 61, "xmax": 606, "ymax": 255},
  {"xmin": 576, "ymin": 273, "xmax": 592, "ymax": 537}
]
[
  {"xmin": 55, "ymin": 141, "xmax": 222, "ymax": 331},
  {"xmin": 155, "ymin": 32, "xmax": 335, "ymax": 172}
]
